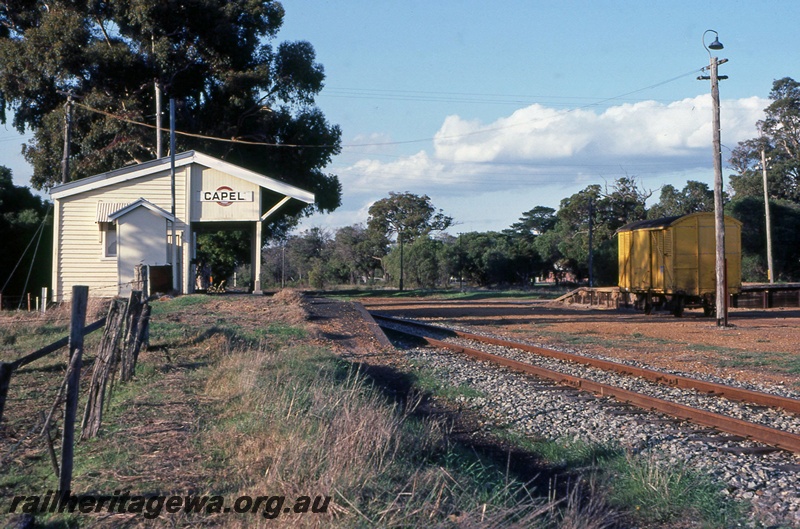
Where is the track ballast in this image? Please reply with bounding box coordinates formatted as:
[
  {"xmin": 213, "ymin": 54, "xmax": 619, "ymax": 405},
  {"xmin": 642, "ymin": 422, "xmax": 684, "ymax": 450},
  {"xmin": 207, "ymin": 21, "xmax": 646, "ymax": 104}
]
[{"xmin": 371, "ymin": 313, "xmax": 800, "ymax": 521}]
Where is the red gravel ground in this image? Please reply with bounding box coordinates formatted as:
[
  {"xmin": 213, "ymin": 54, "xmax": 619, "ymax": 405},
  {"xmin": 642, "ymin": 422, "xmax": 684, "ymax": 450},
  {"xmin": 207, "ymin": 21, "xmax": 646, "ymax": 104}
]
[{"xmin": 357, "ymin": 298, "xmax": 800, "ymax": 389}]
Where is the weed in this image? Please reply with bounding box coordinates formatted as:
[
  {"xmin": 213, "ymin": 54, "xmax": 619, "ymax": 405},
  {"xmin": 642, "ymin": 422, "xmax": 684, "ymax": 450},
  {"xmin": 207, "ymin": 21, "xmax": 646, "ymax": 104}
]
[
  {"xmin": 607, "ymin": 452, "xmax": 741, "ymax": 527},
  {"xmin": 410, "ymin": 363, "xmax": 485, "ymax": 400}
]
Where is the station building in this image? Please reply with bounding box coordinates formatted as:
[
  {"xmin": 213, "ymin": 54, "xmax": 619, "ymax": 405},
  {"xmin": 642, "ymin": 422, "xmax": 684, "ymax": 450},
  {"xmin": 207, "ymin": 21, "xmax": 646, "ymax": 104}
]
[{"xmin": 49, "ymin": 151, "xmax": 314, "ymax": 302}]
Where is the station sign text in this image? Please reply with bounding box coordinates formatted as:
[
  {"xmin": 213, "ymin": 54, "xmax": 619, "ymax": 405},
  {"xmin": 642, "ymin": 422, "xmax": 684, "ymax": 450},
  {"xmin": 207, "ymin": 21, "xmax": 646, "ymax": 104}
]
[{"xmin": 200, "ymin": 186, "xmax": 254, "ymax": 207}]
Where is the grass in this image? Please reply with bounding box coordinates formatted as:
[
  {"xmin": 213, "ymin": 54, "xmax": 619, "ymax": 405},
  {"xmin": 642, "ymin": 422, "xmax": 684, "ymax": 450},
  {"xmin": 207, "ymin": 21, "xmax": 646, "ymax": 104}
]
[
  {"xmin": 422, "ymin": 381, "xmax": 746, "ymax": 529},
  {"xmin": 318, "ymin": 286, "xmax": 570, "ymax": 301},
  {"xmin": 0, "ymin": 293, "xmax": 751, "ymax": 527},
  {"xmin": 194, "ymin": 338, "xmax": 560, "ymax": 527},
  {"xmin": 410, "ymin": 362, "xmax": 486, "ymax": 400},
  {"xmin": 0, "ymin": 295, "xmax": 555, "ymax": 527},
  {"xmin": 606, "ymin": 453, "xmax": 743, "ymax": 527}
]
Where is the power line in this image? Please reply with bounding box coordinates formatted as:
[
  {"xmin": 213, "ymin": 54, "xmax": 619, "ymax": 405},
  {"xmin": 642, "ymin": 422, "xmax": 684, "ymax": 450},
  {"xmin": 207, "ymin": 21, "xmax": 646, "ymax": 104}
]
[
  {"xmin": 69, "ymin": 67, "xmax": 705, "ymax": 150},
  {"xmin": 2, "ymin": 205, "xmax": 52, "ymax": 295}
]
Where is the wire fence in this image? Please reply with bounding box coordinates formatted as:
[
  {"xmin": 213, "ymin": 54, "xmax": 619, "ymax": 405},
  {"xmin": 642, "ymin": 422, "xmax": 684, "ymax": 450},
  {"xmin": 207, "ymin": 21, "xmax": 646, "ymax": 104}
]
[
  {"xmin": 0, "ymin": 279, "xmax": 142, "ymax": 312},
  {"xmin": 0, "ymin": 286, "xmax": 151, "ymax": 499}
]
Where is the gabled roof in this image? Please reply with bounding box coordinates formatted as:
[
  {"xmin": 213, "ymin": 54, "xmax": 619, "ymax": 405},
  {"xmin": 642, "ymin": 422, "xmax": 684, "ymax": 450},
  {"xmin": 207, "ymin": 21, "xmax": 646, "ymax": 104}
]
[
  {"xmin": 96, "ymin": 202, "xmax": 131, "ymax": 222},
  {"xmin": 617, "ymin": 216, "xmax": 682, "ymax": 233},
  {"xmin": 108, "ymin": 198, "xmax": 176, "ymax": 222},
  {"xmin": 617, "ymin": 211, "xmax": 742, "ymax": 234},
  {"xmin": 50, "ymin": 151, "xmax": 315, "ymax": 204}
]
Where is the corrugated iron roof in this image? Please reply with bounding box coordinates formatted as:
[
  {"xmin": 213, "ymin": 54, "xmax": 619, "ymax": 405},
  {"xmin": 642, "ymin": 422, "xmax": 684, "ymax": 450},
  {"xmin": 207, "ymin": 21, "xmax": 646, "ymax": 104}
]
[
  {"xmin": 617, "ymin": 215, "xmax": 682, "ymax": 233},
  {"xmin": 96, "ymin": 202, "xmax": 131, "ymax": 222},
  {"xmin": 107, "ymin": 198, "xmax": 175, "ymax": 222}
]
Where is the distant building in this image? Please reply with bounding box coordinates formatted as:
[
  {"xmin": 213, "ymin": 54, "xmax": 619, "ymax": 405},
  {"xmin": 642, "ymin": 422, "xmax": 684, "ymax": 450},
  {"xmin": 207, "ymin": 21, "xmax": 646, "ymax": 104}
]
[{"xmin": 50, "ymin": 151, "xmax": 314, "ymax": 302}]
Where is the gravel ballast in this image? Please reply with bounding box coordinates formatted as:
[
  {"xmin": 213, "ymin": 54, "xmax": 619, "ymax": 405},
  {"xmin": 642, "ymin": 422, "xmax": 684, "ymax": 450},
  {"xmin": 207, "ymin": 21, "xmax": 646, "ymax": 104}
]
[{"xmin": 385, "ymin": 319, "xmax": 800, "ymax": 526}]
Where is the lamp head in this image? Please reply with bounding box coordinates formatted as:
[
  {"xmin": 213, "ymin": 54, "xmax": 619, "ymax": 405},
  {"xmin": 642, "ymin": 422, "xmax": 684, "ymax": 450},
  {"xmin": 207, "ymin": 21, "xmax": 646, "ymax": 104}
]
[{"xmin": 703, "ymin": 29, "xmax": 724, "ymax": 53}]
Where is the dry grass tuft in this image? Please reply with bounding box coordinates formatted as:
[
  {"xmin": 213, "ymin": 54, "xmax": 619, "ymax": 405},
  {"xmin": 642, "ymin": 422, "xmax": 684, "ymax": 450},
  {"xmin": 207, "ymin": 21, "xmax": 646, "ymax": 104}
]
[
  {"xmin": 272, "ymin": 288, "xmax": 305, "ymax": 305},
  {"xmin": 269, "ymin": 289, "xmax": 309, "ymax": 326}
]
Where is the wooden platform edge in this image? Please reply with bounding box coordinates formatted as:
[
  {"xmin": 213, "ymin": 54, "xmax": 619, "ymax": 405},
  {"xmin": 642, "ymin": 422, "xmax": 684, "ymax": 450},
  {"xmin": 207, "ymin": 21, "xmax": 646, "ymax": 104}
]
[{"xmin": 353, "ymin": 302, "xmax": 394, "ymax": 349}]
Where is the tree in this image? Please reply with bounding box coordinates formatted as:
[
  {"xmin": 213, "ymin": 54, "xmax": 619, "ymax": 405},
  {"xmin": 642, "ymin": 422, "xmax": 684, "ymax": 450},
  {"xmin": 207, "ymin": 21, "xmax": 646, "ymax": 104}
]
[
  {"xmin": 0, "ymin": 166, "xmax": 51, "ymax": 306},
  {"xmin": 285, "ymin": 227, "xmax": 330, "ymax": 285},
  {"xmin": 0, "ymin": 0, "xmax": 342, "ymax": 218},
  {"xmin": 367, "ymin": 192, "xmax": 453, "ymax": 291},
  {"xmin": 727, "ymin": 196, "xmax": 800, "ymax": 281},
  {"xmin": 331, "ymin": 225, "xmax": 385, "ymax": 284},
  {"xmin": 729, "ymin": 77, "xmax": 800, "ymax": 202},
  {"xmin": 507, "ymin": 206, "xmax": 557, "ymax": 238},
  {"xmin": 647, "ymin": 181, "xmax": 715, "ymax": 219},
  {"xmin": 540, "ymin": 178, "xmax": 649, "ymax": 285},
  {"xmin": 596, "ymin": 176, "xmax": 651, "ymax": 232},
  {"xmin": 383, "ymin": 237, "xmax": 447, "ymax": 289}
]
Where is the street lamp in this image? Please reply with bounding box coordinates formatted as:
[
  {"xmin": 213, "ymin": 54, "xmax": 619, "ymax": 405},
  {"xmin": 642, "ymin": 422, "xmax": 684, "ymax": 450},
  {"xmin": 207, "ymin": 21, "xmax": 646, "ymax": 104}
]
[{"xmin": 699, "ymin": 29, "xmax": 729, "ymax": 326}]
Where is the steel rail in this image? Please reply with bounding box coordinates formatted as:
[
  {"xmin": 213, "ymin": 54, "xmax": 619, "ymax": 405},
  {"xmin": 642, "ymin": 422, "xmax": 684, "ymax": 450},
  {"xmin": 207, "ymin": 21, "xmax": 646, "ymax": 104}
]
[
  {"xmin": 371, "ymin": 313, "xmax": 800, "ymax": 415},
  {"xmin": 383, "ymin": 322, "xmax": 800, "ymax": 453}
]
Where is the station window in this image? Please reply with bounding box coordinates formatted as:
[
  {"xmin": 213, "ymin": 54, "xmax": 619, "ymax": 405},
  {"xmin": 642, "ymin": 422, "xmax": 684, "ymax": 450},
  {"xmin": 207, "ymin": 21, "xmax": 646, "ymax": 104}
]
[{"xmin": 102, "ymin": 223, "xmax": 117, "ymax": 257}]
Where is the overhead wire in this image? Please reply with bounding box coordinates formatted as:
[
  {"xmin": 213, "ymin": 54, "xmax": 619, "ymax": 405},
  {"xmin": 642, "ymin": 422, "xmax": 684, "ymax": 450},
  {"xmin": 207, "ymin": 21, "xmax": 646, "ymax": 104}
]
[
  {"xmin": 70, "ymin": 67, "xmax": 705, "ymax": 150},
  {"xmin": 17, "ymin": 206, "xmax": 51, "ymax": 309},
  {"xmin": 48, "ymin": 68, "xmax": 719, "ymax": 194},
  {"xmin": 1, "ymin": 205, "xmax": 51, "ymax": 294}
]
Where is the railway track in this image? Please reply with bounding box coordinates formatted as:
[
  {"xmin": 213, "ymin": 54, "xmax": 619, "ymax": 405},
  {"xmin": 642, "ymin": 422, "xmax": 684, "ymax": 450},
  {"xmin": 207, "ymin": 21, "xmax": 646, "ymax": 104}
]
[{"xmin": 371, "ymin": 313, "xmax": 800, "ymax": 454}]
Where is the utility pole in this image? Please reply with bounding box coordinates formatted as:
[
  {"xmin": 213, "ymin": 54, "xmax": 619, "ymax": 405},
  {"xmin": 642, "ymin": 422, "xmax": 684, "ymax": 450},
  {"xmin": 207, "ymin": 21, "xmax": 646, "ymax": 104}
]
[
  {"xmin": 281, "ymin": 240, "xmax": 286, "ymax": 288},
  {"xmin": 761, "ymin": 148, "xmax": 775, "ymax": 283},
  {"xmin": 699, "ymin": 30, "xmax": 728, "ymax": 326},
  {"xmin": 398, "ymin": 232, "xmax": 404, "ymax": 292},
  {"xmin": 588, "ymin": 198, "xmax": 594, "ymax": 288},
  {"xmin": 170, "ymin": 99, "xmax": 179, "ymax": 292},
  {"xmin": 155, "ymin": 81, "xmax": 163, "ymax": 158},
  {"xmin": 61, "ymin": 93, "xmax": 74, "ymax": 184}
]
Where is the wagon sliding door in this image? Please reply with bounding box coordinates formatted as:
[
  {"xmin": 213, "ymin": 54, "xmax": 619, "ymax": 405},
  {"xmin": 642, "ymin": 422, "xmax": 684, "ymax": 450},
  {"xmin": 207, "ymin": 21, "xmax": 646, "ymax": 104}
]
[
  {"xmin": 649, "ymin": 230, "xmax": 667, "ymax": 293},
  {"xmin": 630, "ymin": 229, "xmax": 651, "ymax": 291},
  {"xmin": 673, "ymin": 220, "xmax": 704, "ymax": 297}
]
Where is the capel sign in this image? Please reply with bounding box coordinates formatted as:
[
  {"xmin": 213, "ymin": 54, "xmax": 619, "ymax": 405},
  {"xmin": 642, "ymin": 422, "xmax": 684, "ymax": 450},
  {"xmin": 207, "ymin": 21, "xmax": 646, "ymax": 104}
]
[{"xmin": 200, "ymin": 186, "xmax": 254, "ymax": 207}]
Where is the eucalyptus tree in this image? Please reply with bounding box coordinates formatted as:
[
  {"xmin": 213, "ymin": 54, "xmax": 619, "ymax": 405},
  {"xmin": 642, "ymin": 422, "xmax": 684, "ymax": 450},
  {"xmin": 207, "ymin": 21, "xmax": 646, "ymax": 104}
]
[
  {"xmin": 367, "ymin": 192, "xmax": 453, "ymax": 291},
  {"xmin": 0, "ymin": 0, "xmax": 342, "ymax": 219},
  {"xmin": 729, "ymin": 77, "xmax": 800, "ymax": 202},
  {"xmin": 1, "ymin": 1, "xmax": 343, "ymax": 279},
  {"xmin": 539, "ymin": 178, "xmax": 649, "ymax": 285},
  {"xmin": 647, "ymin": 181, "xmax": 715, "ymax": 219}
]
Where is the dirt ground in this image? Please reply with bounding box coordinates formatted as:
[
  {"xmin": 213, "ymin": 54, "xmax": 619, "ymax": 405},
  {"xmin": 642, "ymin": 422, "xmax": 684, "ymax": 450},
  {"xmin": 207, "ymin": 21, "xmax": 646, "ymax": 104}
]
[{"xmin": 356, "ymin": 298, "xmax": 800, "ymax": 389}]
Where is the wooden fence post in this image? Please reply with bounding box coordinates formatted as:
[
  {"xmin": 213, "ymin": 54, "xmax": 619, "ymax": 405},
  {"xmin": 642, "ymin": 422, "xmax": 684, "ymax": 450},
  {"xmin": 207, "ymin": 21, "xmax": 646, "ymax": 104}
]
[
  {"xmin": 132, "ymin": 302, "xmax": 151, "ymax": 365},
  {"xmin": 120, "ymin": 291, "xmax": 143, "ymax": 382},
  {"xmin": 142, "ymin": 265, "xmax": 149, "ymax": 299},
  {"xmin": 59, "ymin": 285, "xmax": 88, "ymax": 499},
  {"xmin": 0, "ymin": 362, "xmax": 12, "ymax": 423},
  {"xmin": 81, "ymin": 299, "xmax": 126, "ymax": 439}
]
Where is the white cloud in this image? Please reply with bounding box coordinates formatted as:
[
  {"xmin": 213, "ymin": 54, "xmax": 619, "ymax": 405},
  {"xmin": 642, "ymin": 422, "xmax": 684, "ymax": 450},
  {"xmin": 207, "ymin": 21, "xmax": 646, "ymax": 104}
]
[
  {"xmin": 336, "ymin": 96, "xmax": 767, "ymax": 199},
  {"xmin": 432, "ymin": 96, "xmax": 767, "ymax": 164},
  {"xmin": 344, "ymin": 150, "xmax": 450, "ymax": 194},
  {"xmin": 306, "ymin": 96, "xmax": 770, "ymax": 233}
]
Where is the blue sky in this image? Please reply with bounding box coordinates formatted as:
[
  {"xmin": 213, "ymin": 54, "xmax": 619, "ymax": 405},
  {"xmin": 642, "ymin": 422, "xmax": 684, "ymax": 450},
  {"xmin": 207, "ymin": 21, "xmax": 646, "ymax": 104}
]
[{"xmin": 3, "ymin": 1, "xmax": 800, "ymax": 234}]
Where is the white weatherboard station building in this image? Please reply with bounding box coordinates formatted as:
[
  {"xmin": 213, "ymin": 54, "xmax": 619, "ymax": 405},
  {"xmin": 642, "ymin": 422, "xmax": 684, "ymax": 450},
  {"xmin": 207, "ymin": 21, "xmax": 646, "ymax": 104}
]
[{"xmin": 49, "ymin": 151, "xmax": 315, "ymax": 302}]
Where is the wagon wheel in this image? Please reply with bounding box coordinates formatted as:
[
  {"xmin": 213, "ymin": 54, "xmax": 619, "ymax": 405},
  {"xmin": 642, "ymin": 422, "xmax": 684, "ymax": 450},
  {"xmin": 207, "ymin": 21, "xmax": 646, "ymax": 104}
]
[
  {"xmin": 672, "ymin": 295, "xmax": 685, "ymax": 317},
  {"xmin": 643, "ymin": 292, "xmax": 654, "ymax": 315},
  {"xmin": 702, "ymin": 299, "xmax": 715, "ymax": 317}
]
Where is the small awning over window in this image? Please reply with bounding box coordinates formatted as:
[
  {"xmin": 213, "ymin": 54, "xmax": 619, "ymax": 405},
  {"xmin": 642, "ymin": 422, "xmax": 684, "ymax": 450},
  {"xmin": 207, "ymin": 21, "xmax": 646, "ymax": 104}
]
[{"xmin": 96, "ymin": 202, "xmax": 131, "ymax": 223}]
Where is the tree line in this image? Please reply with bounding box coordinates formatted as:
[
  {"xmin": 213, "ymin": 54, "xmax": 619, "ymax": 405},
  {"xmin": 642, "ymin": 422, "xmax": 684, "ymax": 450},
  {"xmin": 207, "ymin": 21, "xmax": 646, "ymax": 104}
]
[
  {"xmin": 256, "ymin": 78, "xmax": 800, "ymax": 290},
  {"xmin": 2, "ymin": 0, "xmax": 799, "ymax": 291}
]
